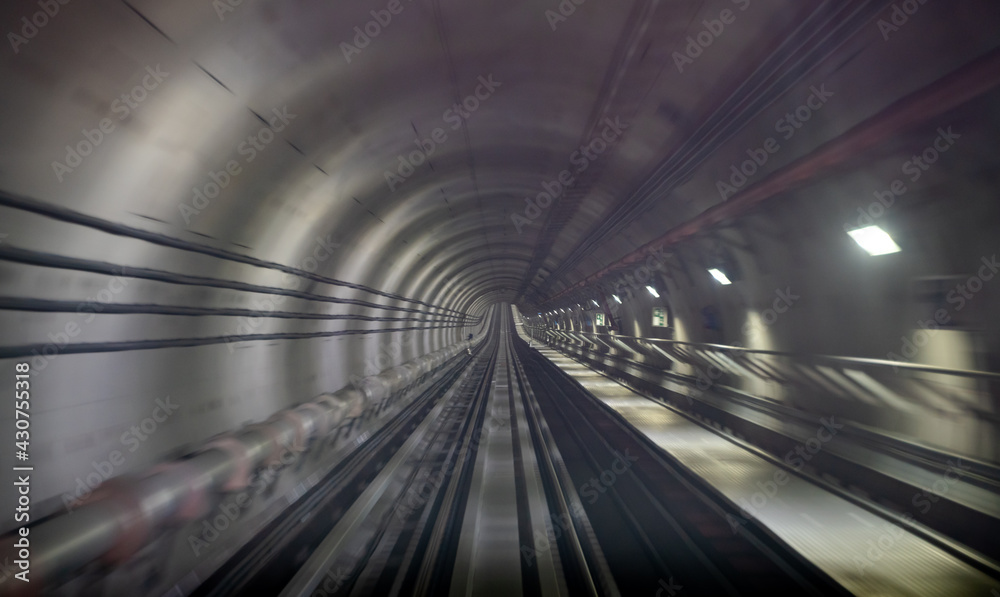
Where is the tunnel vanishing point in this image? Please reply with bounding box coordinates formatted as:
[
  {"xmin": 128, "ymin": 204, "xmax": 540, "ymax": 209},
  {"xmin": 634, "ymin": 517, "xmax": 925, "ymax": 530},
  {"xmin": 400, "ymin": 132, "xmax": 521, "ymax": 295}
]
[{"xmin": 1, "ymin": 1, "xmax": 1000, "ymax": 596}]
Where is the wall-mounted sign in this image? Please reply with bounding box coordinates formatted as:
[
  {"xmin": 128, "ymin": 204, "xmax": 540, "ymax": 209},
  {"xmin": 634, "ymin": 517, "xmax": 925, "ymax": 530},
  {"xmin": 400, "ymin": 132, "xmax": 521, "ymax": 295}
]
[
  {"xmin": 595, "ymin": 313, "xmax": 605, "ymax": 326},
  {"xmin": 652, "ymin": 307, "xmax": 668, "ymax": 327}
]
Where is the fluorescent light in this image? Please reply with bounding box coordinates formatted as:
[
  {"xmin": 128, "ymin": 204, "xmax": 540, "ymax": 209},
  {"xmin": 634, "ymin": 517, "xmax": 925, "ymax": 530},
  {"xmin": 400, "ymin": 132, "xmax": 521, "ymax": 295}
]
[
  {"xmin": 591, "ymin": 300, "xmax": 600, "ymax": 307},
  {"xmin": 848, "ymin": 225, "xmax": 901, "ymax": 256},
  {"xmin": 708, "ymin": 269, "xmax": 732, "ymax": 285},
  {"xmin": 613, "ymin": 295, "xmax": 622, "ymax": 304},
  {"xmin": 646, "ymin": 286, "xmax": 660, "ymax": 298}
]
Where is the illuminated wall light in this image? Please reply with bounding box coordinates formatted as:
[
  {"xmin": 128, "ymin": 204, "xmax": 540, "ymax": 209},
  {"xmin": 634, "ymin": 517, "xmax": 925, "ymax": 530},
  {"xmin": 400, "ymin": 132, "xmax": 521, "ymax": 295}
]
[
  {"xmin": 708, "ymin": 268, "xmax": 732, "ymax": 285},
  {"xmin": 847, "ymin": 225, "xmax": 901, "ymax": 256},
  {"xmin": 646, "ymin": 286, "xmax": 660, "ymax": 298},
  {"xmin": 613, "ymin": 295, "xmax": 622, "ymax": 304}
]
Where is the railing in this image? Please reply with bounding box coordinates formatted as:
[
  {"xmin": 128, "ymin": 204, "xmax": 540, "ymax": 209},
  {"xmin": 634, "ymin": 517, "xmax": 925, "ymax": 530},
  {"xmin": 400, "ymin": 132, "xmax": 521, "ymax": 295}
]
[{"xmin": 523, "ymin": 325, "xmax": 1000, "ymax": 462}]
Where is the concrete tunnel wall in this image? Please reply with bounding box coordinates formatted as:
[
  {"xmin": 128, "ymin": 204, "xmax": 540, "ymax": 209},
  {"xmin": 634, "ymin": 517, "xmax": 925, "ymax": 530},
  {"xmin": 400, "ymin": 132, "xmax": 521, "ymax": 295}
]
[{"xmin": 1, "ymin": 0, "xmax": 1000, "ymax": 556}]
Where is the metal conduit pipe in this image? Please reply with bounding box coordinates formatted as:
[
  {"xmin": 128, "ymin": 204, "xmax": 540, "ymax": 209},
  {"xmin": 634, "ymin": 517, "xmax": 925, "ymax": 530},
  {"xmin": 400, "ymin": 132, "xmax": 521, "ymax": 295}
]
[
  {"xmin": 0, "ymin": 338, "xmax": 475, "ymax": 595},
  {"xmin": 545, "ymin": 47, "xmax": 1000, "ymax": 304}
]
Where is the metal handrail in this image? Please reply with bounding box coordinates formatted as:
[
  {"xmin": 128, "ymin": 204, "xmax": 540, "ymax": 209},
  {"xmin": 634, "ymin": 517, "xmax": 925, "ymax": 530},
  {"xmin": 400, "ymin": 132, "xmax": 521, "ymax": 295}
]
[{"xmin": 526, "ymin": 326, "xmax": 1000, "ymax": 381}]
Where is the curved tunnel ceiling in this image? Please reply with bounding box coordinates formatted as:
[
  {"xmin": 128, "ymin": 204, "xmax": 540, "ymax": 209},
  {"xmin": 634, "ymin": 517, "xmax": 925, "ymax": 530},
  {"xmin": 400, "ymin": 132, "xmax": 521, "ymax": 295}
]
[
  {"xmin": 2, "ymin": 0, "xmax": 1000, "ymax": 538},
  {"xmin": 9, "ymin": 0, "xmax": 997, "ymax": 317}
]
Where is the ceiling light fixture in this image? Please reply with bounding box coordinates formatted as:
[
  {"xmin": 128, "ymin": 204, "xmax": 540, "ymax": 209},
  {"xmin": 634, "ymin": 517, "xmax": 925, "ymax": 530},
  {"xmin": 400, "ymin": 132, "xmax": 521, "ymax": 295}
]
[
  {"xmin": 708, "ymin": 268, "xmax": 732, "ymax": 285},
  {"xmin": 848, "ymin": 225, "xmax": 901, "ymax": 256}
]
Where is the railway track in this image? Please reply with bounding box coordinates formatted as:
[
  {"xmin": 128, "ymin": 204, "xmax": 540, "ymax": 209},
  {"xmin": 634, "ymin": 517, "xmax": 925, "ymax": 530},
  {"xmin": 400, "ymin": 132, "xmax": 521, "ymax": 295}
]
[{"xmin": 193, "ymin": 305, "xmax": 854, "ymax": 596}]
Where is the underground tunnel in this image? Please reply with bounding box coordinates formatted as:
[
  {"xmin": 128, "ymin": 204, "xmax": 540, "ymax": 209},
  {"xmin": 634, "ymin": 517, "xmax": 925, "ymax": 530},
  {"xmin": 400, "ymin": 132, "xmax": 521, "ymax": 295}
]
[{"xmin": 1, "ymin": 0, "xmax": 1000, "ymax": 595}]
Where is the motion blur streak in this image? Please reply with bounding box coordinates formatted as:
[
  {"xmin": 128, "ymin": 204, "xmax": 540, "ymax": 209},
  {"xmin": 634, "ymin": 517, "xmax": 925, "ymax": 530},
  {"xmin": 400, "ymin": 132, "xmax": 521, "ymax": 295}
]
[{"xmin": 0, "ymin": 0, "xmax": 999, "ymax": 596}]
